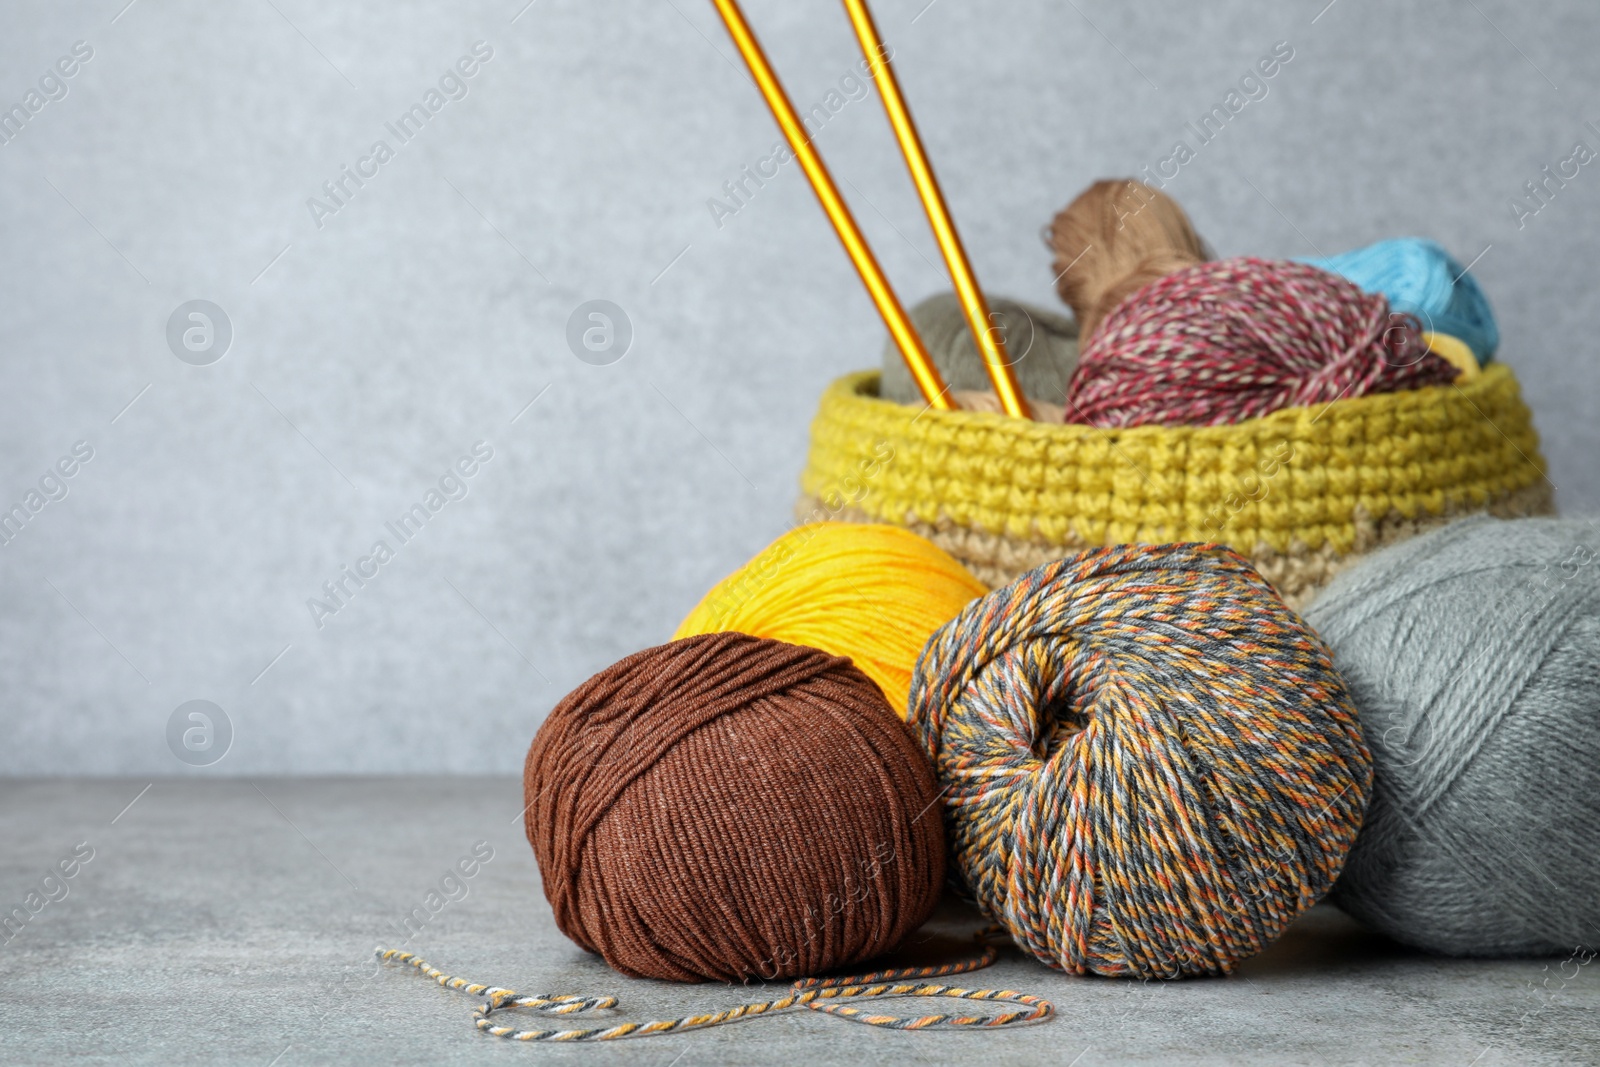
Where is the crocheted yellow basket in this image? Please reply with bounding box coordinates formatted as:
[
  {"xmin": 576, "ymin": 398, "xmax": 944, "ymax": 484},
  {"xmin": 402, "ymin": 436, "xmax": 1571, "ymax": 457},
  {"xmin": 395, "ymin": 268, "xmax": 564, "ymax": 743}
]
[{"xmin": 796, "ymin": 363, "xmax": 1552, "ymax": 606}]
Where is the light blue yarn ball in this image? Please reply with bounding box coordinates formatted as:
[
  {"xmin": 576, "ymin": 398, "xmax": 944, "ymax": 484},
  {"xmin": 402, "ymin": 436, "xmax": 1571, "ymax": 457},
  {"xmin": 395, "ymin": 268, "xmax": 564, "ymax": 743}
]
[
  {"xmin": 1304, "ymin": 237, "xmax": 1499, "ymax": 364},
  {"xmin": 1305, "ymin": 516, "xmax": 1600, "ymax": 957}
]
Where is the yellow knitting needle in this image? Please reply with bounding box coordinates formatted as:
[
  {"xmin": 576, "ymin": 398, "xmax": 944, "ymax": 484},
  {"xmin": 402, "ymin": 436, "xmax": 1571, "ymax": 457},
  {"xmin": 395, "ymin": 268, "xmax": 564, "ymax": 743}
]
[
  {"xmin": 710, "ymin": 0, "xmax": 953, "ymax": 411},
  {"xmin": 841, "ymin": 0, "xmax": 1030, "ymax": 420}
]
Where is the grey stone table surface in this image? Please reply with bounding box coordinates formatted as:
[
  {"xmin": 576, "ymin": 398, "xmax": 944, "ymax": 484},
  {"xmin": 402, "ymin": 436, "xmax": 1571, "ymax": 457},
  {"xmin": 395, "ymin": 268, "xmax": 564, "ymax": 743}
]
[{"xmin": 2, "ymin": 778, "xmax": 1595, "ymax": 1066}]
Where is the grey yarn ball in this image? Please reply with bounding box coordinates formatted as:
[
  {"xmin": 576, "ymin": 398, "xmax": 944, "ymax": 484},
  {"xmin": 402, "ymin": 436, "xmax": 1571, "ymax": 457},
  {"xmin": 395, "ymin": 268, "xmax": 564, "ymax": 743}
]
[
  {"xmin": 1305, "ymin": 516, "xmax": 1600, "ymax": 957},
  {"xmin": 878, "ymin": 292, "xmax": 1078, "ymax": 405}
]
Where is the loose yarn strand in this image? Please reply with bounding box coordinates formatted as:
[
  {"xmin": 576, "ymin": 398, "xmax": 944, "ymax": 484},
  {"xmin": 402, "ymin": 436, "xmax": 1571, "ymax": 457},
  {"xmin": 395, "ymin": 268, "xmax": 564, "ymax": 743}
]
[{"xmin": 377, "ymin": 929, "xmax": 1053, "ymax": 1042}]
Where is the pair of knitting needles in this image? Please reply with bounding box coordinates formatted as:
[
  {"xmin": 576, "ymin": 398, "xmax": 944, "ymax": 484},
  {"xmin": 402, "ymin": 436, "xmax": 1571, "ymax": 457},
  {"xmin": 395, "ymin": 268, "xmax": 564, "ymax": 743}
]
[{"xmin": 711, "ymin": 0, "xmax": 1031, "ymax": 419}]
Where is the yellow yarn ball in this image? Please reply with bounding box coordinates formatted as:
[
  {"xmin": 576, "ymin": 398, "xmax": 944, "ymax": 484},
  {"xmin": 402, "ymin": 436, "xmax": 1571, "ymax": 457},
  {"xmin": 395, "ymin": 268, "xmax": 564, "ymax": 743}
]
[
  {"xmin": 673, "ymin": 523, "xmax": 988, "ymax": 717},
  {"xmin": 1423, "ymin": 331, "xmax": 1481, "ymax": 380}
]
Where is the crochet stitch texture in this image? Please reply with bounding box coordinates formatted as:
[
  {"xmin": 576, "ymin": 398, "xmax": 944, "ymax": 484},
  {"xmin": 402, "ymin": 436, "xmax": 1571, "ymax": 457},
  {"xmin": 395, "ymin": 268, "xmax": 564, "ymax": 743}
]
[{"xmin": 798, "ymin": 365, "xmax": 1551, "ymax": 604}]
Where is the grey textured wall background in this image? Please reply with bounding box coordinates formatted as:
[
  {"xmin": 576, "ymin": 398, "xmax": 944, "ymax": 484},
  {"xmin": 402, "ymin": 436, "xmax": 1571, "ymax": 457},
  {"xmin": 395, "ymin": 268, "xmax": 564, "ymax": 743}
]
[{"xmin": 0, "ymin": 0, "xmax": 1595, "ymax": 774}]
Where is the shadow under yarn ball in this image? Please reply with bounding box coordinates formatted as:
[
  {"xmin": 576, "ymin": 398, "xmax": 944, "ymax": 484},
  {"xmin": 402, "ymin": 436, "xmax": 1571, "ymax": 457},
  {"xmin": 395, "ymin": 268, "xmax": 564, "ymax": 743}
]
[
  {"xmin": 1304, "ymin": 516, "xmax": 1600, "ymax": 957},
  {"xmin": 878, "ymin": 292, "xmax": 1078, "ymax": 405},
  {"xmin": 907, "ymin": 543, "xmax": 1372, "ymax": 978},
  {"xmin": 523, "ymin": 631, "xmax": 946, "ymax": 983}
]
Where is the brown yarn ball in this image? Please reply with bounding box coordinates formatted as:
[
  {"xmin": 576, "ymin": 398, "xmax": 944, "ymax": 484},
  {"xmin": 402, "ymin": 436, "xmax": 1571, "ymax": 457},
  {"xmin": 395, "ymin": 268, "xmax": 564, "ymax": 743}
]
[
  {"xmin": 1048, "ymin": 178, "xmax": 1209, "ymax": 343},
  {"xmin": 523, "ymin": 632, "xmax": 946, "ymax": 983}
]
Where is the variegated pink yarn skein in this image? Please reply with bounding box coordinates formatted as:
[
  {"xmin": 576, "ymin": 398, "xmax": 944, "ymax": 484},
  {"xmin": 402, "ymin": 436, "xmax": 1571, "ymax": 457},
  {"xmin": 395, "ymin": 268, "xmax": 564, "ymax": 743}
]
[{"xmin": 1065, "ymin": 258, "xmax": 1459, "ymax": 428}]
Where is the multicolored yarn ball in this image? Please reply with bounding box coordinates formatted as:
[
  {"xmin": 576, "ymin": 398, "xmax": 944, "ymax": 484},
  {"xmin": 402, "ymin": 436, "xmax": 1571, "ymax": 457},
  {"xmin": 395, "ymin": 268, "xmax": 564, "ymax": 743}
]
[
  {"xmin": 1065, "ymin": 258, "xmax": 1461, "ymax": 428},
  {"xmin": 878, "ymin": 291, "xmax": 1079, "ymax": 407},
  {"xmin": 1305, "ymin": 516, "xmax": 1600, "ymax": 957},
  {"xmin": 674, "ymin": 523, "xmax": 987, "ymax": 716},
  {"xmin": 1305, "ymin": 237, "xmax": 1499, "ymax": 364},
  {"xmin": 524, "ymin": 632, "xmax": 945, "ymax": 982},
  {"xmin": 906, "ymin": 543, "xmax": 1373, "ymax": 978}
]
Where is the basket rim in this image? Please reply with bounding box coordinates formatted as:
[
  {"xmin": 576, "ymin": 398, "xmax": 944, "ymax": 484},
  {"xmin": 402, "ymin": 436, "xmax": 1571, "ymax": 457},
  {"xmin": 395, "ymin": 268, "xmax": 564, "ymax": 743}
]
[
  {"xmin": 829, "ymin": 362, "xmax": 1519, "ymax": 440},
  {"xmin": 801, "ymin": 359, "xmax": 1548, "ymax": 567}
]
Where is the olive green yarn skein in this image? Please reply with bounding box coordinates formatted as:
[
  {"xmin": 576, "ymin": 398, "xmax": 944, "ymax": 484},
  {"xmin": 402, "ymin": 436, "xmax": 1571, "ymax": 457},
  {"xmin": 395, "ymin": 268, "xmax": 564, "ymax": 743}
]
[{"xmin": 878, "ymin": 292, "xmax": 1078, "ymax": 405}]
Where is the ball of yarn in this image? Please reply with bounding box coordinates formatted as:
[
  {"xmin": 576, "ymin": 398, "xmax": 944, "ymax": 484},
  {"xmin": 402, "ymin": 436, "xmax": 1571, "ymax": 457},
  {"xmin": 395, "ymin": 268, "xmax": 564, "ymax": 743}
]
[
  {"xmin": 1065, "ymin": 258, "xmax": 1461, "ymax": 428},
  {"xmin": 878, "ymin": 291, "xmax": 1078, "ymax": 406},
  {"xmin": 1304, "ymin": 237, "xmax": 1498, "ymax": 363},
  {"xmin": 1304, "ymin": 517, "xmax": 1600, "ymax": 957},
  {"xmin": 674, "ymin": 523, "xmax": 987, "ymax": 716},
  {"xmin": 907, "ymin": 543, "xmax": 1372, "ymax": 978},
  {"xmin": 1047, "ymin": 178, "xmax": 1210, "ymax": 343},
  {"xmin": 950, "ymin": 389, "xmax": 1066, "ymax": 421},
  {"xmin": 524, "ymin": 632, "xmax": 946, "ymax": 982},
  {"xmin": 1422, "ymin": 332, "xmax": 1480, "ymax": 381}
]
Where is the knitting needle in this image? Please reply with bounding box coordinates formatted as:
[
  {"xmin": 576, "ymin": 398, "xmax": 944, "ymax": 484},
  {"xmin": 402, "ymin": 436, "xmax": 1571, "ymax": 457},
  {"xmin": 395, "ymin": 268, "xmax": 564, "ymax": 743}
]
[
  {"xmin": 709, "ymin": 0, "xmax": 953, "ymax": 411},
  {"xmin": 841, "ymin": 0, "xmax": 1030, "ymax": 420}
]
